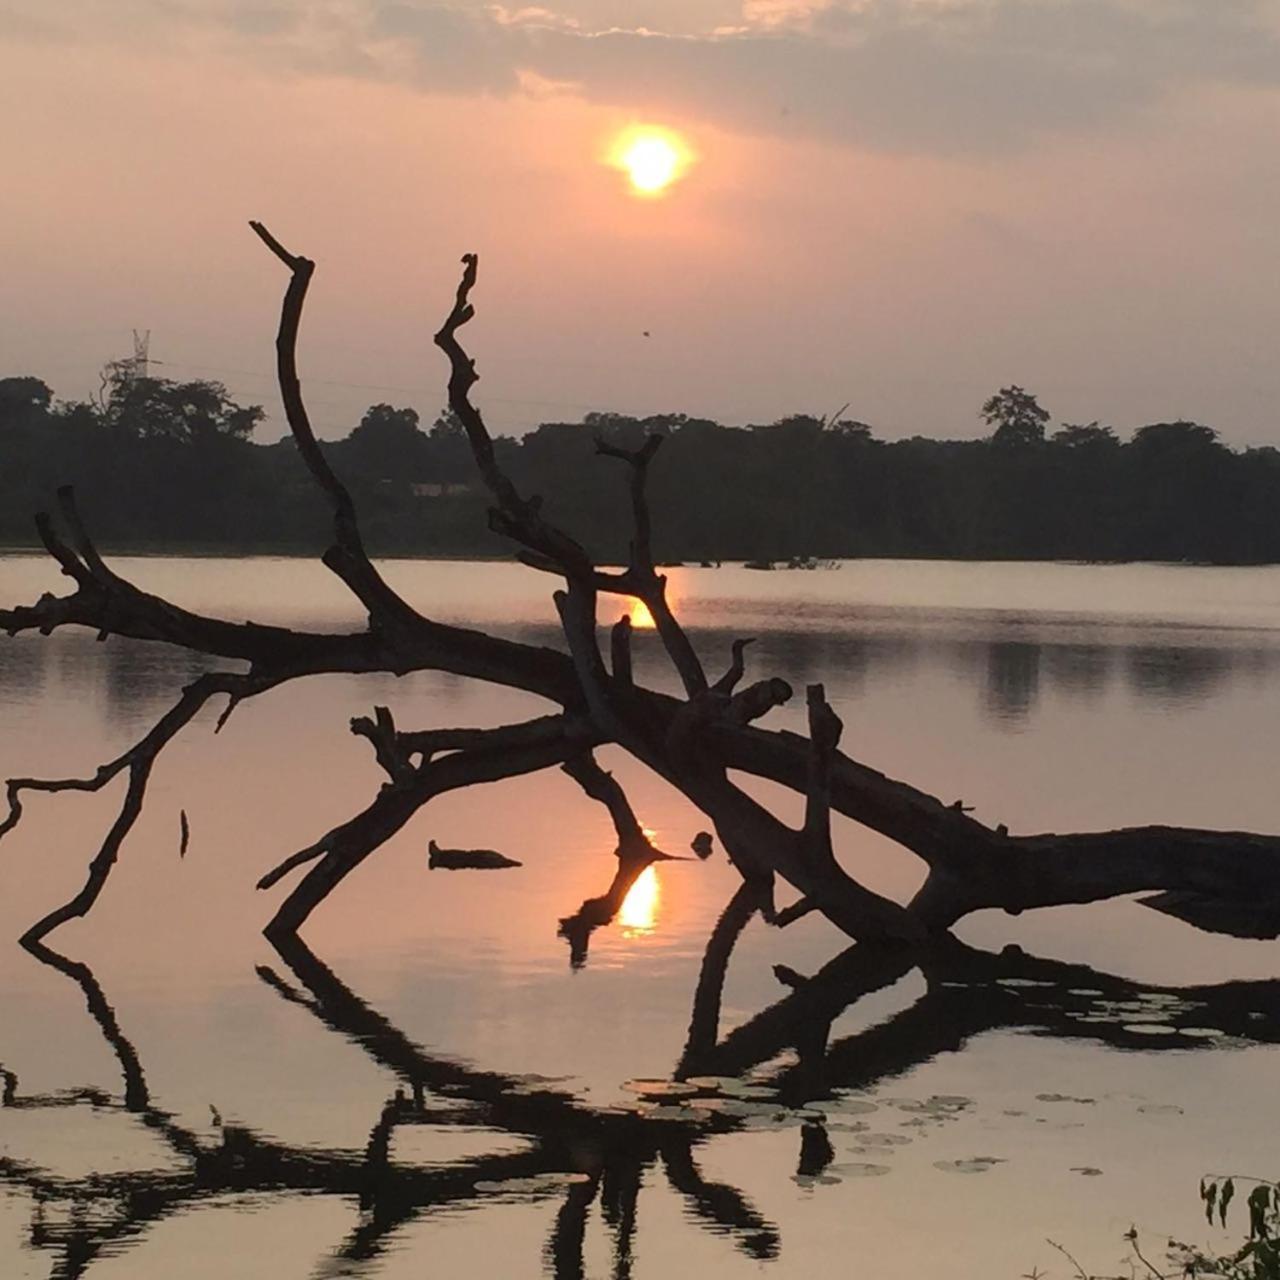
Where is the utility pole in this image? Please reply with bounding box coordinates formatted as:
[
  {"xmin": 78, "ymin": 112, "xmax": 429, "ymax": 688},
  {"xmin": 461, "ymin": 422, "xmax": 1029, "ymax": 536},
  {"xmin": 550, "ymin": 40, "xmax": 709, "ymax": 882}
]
[{"xmin": 96, "ymin": 329, "xmax": 152, "ymax": 408}]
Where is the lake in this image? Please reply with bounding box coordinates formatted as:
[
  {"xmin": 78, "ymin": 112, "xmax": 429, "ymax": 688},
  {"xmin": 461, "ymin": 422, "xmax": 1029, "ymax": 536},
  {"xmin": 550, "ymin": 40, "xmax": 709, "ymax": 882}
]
[{"xmin": 2, "ymin": 554, "xmax": 1279, "ymax": 1278}]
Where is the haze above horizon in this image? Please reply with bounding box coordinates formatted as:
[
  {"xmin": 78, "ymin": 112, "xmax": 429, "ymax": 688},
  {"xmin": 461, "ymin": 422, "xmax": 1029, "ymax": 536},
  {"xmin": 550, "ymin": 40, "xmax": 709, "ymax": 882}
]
[{"xmin": 3, "ymin": 0, "xmax": 1279, "ymax": 444}]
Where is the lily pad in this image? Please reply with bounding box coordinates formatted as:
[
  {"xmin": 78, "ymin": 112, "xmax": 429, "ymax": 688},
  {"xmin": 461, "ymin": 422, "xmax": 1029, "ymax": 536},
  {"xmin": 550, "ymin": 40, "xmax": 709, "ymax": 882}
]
[
  {"xmin": 856, "ymin": 1132, "xmax": 912, "ymax": 1147},
  {"xmin": 807, "ymin": 1098, "xmax": 879, "ymax": 1116},
  {"xmin": 697, "ymin": 1098, "xmax": 790, "ymax": 1118}
]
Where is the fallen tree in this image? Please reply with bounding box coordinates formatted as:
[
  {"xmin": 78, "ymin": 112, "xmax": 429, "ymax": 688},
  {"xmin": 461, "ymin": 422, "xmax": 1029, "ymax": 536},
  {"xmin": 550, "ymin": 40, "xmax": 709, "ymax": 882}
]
[{"xmin": 4, "ymin": 223, "xmax": 1280, "ymax": 948}]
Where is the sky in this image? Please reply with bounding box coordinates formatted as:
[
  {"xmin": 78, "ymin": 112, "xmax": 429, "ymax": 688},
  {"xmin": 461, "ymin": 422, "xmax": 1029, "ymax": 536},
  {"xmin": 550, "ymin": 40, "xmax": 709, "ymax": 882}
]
[{"xmin": 2, "ymin": 0, "xmax": 1279, "ymax": 444}]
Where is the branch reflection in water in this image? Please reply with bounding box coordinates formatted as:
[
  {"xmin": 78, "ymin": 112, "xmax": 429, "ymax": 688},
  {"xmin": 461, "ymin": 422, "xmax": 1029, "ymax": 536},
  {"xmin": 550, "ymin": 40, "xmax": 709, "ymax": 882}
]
[{"xmin": 4, "ymin": 882, "xmax": 1278, "ymax": 1279}]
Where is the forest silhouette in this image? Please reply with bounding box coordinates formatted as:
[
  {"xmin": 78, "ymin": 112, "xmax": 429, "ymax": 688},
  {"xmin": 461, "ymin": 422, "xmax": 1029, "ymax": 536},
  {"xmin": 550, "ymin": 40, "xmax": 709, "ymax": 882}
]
[{"xmin": 4, "ymin": 372, "xmax": 1280, "ymax": 564}]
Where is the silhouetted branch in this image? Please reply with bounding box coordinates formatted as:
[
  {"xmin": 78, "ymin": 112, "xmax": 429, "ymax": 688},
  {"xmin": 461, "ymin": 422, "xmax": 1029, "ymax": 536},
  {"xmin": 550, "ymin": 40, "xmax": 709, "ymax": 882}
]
[
  {"xmin": 801, "ymin": 683, "xmax": 840, "ymax": 868},
  {"xmin": 610, "ymin": 614, "xmax": 633, "ymax": 686},
  {"xmin": 434, "ymin": 252, "xmax": 595, "ymax": 579},
  {"xmin": 661, "ymin": 1145, "xmax": 780, "ymax": 1261},
  {"xmin": 250, "ymin": 220, "xmax": 422, "ymax": 635},
  {"xmin": 261, "ymin": 719, "xmax": 585, "ymax": 936},
  {"xmin": 594, "ymin": 433, "xmax": 707, "ymax": 697},
  {"xmin": 7, "ymin": 231, "xmax": 1280, "ymax": 949},
  {"xmin": 561, "ymin": 752, "xmax": 648, "ymax": 853},
  {"xmin": 678, "ymin": 882, "xmax": 768, "ymax": 1074},
  {"xmin": 711, "ymin": 637, "xmax": 755, "ymax": 695},
  {"xmin": 21, "ymin": 939, "xmax": 150, "ymax": 1112}
]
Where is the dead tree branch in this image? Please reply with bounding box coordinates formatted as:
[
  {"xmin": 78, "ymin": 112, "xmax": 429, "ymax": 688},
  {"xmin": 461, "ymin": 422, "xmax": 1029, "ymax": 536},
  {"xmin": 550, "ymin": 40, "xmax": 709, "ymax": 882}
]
[
  {"xmin": 5, "ymin": 229, "xmax": 1280, "ymax": 949},
  {"xmin": 249, "ymin": 222, "xmax": 425, "ymax": 636}
]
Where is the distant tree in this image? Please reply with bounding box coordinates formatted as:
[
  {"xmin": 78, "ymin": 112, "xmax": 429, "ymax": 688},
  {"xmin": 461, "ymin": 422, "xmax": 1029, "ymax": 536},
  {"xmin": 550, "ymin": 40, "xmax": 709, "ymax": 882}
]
[
  {"xmin": 345, "ymin": 404, "xmax": 424, "ymax": 479},
  {"xmin": 0, "ymin": 377, "xmax": 53, "ymax": 430},
  {"xmin": 429, "ymin": 408, "xmax": 465, "ymax": 440},
  {"xmin": 829, "ymin": 418, "xmax": 875, "ymax": 441},
  {"xmin": 981, "ymin": 385, "xmax": 1049, "ymax": 449},
  {"xmin": 1130, "ymin": 420, "xmax": 1223, "ymax": 455},
  {"xmin": 107, "ymin": 376, "xmax": 262, "ymax": 444},
  {"xmin": 754, "ymin": 414, "xmax": 825, "ymax": 445},
  {"xmin": 1052, "ymin": 421, "xmax": 1118, "ymax": 450}
]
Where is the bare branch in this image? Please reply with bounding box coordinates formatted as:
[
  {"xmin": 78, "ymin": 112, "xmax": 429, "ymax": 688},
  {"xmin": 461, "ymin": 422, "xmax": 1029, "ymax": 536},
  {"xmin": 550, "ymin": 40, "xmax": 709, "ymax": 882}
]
[
  {"xmin": 249, "ymin": 220, "xmax": 423, "ymax": 634},
  {"xmin": 610, "ymin": 614, "xmax": 633, "ymax": 686},
  {"xmin": 433, "ymin": 253, "xmax": 595, "ymax": 578},
  {"xmin": 561, "ymin": 751, "xmax": 652, "ymax": 856},
  {"xmin": 724, "ymin": 677, "xmax": 792, "ymax": 726},
  {"xmin": 802, "ymin": 684, "xmax": 841, "ymax": 864},
  {"xmin": 594, "ymin": 433, "xmax": 663, "ymax": 572},
  {"xmin": 263, "ymin": 718, "xmax": 586, "ymax": 937},
  {"xmin": 711, "ymin": 638, "xmax": 755, "ymax": 695}
]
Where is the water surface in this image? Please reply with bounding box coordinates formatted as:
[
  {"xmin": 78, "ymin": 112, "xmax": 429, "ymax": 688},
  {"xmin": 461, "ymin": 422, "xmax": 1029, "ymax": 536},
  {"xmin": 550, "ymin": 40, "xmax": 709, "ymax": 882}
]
[{"xmin": 2, "ymin": 556, "xmax": 1278, "ymax": 1278}]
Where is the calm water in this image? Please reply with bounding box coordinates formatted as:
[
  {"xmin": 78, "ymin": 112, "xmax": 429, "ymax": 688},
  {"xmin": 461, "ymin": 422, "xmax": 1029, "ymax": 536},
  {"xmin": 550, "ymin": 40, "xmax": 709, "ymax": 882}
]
[{"xmin": 2, "ymin": 555, "xmax": 1280, "ymax": 1278}]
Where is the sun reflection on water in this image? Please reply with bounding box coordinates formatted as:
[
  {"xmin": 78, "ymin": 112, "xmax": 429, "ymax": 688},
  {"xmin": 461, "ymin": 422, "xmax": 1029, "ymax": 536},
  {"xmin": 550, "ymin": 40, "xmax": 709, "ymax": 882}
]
[{"xmin": 619, "ymin": 865, "xmax": 660, "ymax": 935}]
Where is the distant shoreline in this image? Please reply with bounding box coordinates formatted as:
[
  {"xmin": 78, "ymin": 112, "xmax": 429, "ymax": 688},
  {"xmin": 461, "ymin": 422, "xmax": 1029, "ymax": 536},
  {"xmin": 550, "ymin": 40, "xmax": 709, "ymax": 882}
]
[{"xmin": 2, "ymin": 542, "xmax": 1277, "ymax": 569}]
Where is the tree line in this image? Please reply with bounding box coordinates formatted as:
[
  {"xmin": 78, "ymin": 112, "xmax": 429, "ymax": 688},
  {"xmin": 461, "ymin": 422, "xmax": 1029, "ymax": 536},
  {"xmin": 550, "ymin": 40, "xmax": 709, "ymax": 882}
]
[{"xmin": 3, "ymin": 371, "xmax": 1279, "ymax": 563}]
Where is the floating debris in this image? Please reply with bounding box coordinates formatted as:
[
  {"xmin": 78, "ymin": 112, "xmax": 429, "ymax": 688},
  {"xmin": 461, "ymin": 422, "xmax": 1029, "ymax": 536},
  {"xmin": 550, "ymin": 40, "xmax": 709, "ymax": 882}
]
[
  {"xmin": 1124, "ymin": 1024, "xmax": 1180, "ymax": 1037},
  {"xmin": 428, "ymin": 840, "xmax": 522, "ymax": 870},
  {"xmin": 1035, "ymin": 1094, "xmax": 1096, "ymax": 1105},
  {"xmin": 1136, "ymin": 1103, "xmax": 1184, "ymax": 1115},
  {"xmin": 1071, "ymin": 1167, "xmax": 1104, "ymax": 1177}
]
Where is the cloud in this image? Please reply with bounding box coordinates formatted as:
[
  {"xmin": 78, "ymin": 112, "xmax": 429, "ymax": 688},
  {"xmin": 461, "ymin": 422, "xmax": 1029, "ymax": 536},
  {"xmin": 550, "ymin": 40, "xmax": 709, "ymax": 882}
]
[
  {"xmin": 5, "ymin": 0, "xmax": 1280, "ymax": 153},
  {"xmin": 372, "ymin": 0, "xmax": 1280, "ymax": 153}
]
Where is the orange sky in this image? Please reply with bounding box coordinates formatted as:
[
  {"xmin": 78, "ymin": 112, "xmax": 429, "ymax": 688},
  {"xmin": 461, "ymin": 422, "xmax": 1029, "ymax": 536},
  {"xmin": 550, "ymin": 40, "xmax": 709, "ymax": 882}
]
[{"xmin": 2, "ymin": 1, "xmax": 1279, "ymax": 443}]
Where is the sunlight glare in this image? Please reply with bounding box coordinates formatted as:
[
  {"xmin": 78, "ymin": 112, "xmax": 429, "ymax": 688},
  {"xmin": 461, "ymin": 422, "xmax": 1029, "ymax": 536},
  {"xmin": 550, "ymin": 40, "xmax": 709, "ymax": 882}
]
[
  {"xmin": 629, "ymin": 599, "xmax": 657, "ymax": 629},
  {"xmin": 608, "ymin": 126, "xmax": 693, "ymax": 197},
  {"xmin": 619, "ymin": 865, "xmax": 660, "ymax": 934}
]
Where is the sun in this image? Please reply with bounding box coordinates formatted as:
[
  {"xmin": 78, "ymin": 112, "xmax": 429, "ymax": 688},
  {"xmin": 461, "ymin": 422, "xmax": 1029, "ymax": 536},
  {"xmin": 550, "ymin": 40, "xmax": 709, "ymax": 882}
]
[{"xmin": 608, "ymin": 126, "xmax": 693, "ymax": 197}]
